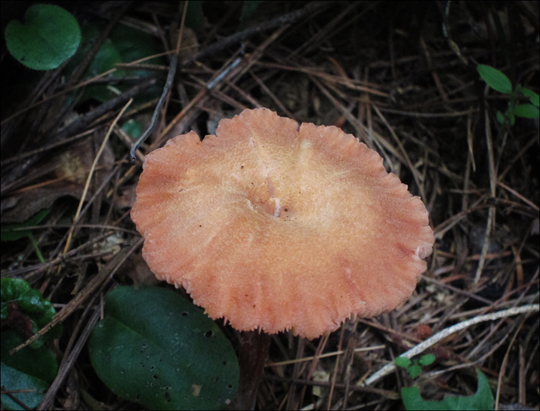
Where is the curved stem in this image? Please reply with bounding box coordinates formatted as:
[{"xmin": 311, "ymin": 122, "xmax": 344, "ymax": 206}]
[{"xmin": 230, "ymin": 330, "xmax": 271, "ymax": 410}]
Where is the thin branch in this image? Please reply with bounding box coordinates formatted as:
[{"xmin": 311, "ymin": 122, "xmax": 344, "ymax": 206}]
[{"xmin": 362, "ymin": 304, "xmax": 539, "ymax": 386}]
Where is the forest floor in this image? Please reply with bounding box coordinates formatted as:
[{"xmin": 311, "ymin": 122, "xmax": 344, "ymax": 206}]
[{"xmin": 1, "ymin": 2, "xmax": 539, "ymax": 410}]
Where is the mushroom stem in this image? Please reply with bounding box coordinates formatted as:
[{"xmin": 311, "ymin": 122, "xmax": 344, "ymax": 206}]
[{"xmin": 230, "ymin": 330, "xmax": 271, "ymax": 410}]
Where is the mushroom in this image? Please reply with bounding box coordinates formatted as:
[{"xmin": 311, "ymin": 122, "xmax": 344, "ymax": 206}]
[
  {"xmin": 131, "ymin": 108, "xmax": 434, "ymax": 340},
  {"xmin": 132, "ymin": 108, "xmax": 434, "ymax": 408}
]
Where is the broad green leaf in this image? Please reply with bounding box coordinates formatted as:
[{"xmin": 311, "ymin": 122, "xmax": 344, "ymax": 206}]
[
  {"xmin": 89, "ymin": 286, "xmax": 239, "ymax": 410},
  {"xmin": 1, "ymin": 330, "xmax": 58, "ymax": 410},
  {"xmin": 477, "ymin": 65, "xmax": 512, "ymax": 94},
  {"xmin": 401, "ymin": 369, "xmax": 494, "ymax": 411},
  {"xmin": 5, "ymin": 4, "xmax": 81, "ymax": 71},
  {"xmin": 513, "ymin": 104, "xmax": 540, "ymax": 119}
]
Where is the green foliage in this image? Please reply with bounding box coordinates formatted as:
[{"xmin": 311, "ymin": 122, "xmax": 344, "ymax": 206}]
[
  {"xmin": 5, "ymin": 4, "xmax": 81, "ymax": 71},
  {"xmin": 477, "ymin": 64, "xmax": 540, "ymax": 126},
  {"xmin": 89, "ymin": 286, "xmax": 239, "ymax": 410},
  {"xmin": 401, "ymin": 369, "xmax": 494, "ymax": 411},
  {"xmin": 1, "ymin": 277, "xmax": 62, "ymax": 347},
  {"xmin": 395, "ymin": 354, "xmax": 436, "ymax": 379},
  {"xmin": 1, "ymin": 209, "xmax": 50, "ymax": 263},
  {"xmin": 67, "ymin": 23, "xmax": 164, "ymax": 103},
  {"xmin": 1, "ymin": 279, "xmax": 60, "ymax": 410},
  {"xmin": 1, "ymin": 331, "xmax": 59, "ymax": 410},
  {"xmin": 121, "ymin": 119, "xmax": 144, "ymax": 139}
]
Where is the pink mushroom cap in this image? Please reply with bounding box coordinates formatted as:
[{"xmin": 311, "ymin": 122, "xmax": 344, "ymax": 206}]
[{"xmin": 131, "ymin": 108, "xmax": 434, "ymax": 339}]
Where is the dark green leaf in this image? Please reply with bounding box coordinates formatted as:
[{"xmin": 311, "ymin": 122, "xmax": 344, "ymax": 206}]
[
  {"xmin": 89, "ymin": 286, "xmax": 239, "ymax": 410},
  {"xmin": 402, "ymin": 369, "xmax": 494, "ymax": 411},
  {"xmin": 5, "ymin": 4, "xmax": 81, "ymax": 71},
  {"xmin": 496, "ymin": 111, "xmax": 506, "ymax": 125},
  {"xmin": 513, "ymin": 104, "xmax": 539, "ymax": 119},
  {"xmin": 121, "ymin": 119, "xmax": 143, "ymax": 139},
  {"xmin": 1, "ymin": 209, "xmax": 50, "ymax": 242},
  {"xmin": 67, "ymin": 23, "xmax": 164, "ymax": 103},
  {"xmin": 1, "ymin": 330, "xmax": 58, "ymax": 410},
  {"xmin": 1, "ymin": 278, "xmax": 62, "ymax": 343},
  {"xmin": 477, "ymin": 65, "xmax": 512, "ymax": 94},
  {"xmin": 517, "ymin": 87, "xmax": 539, "ymax": 107}
]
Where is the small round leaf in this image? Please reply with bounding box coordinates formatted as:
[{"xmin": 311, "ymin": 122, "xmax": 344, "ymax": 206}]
[
  {"xmin": 419, "ymin": 354, "xmax": 436, "ymax": 366},
  {"xmin": 5, "ymin": 4, "xmax": 81, "ymax": 71},
  {"xmin": 395, "ymin": 356, "xmax": 411, "ymax": 368}
]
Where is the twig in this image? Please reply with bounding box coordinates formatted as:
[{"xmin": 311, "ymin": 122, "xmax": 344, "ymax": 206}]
[
  {"xmin": 129, "ymin": 0, "xmax": 189, "ymax": 160},
  {"xmin": 63, "ymin": 99, "xmax": 133, "ymax": 254},
  {"xmin": 362, "ymin": 304, "xmax": 540, "ymax": 386},
  {"xmin": 129, "ymin": 54, "xmax": 177, "ymax": 160},
  {"xmin": 183, "ymin": 1, "xmax": 332, "ymax": 64},
  {"xmin": 1, "ymin": 79, "xmax": 155, "ymax": 193},
  {"xmin": 38, "ymin": 305, "xmax": 102, "ymax": 410},
  {"xmin": 10, "ymin": 237, "xmax": 143, "ymax": 355}
]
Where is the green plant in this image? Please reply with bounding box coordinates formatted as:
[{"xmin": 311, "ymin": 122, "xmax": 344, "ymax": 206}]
[
  {"xmin": 1, "ymin": 277, "xmax": 61, "ymax": 347},
  {"xmin": 65, "ymin": 23, "xmax": 165, "ymax": 104},
  {"xmin": 401, "ymin": 369, "xmax": 494, "ymax": 411},
  {"xmin": 5, "ymin": 4, "xmax": 81, "ymax": 71},
  {"xmin": 395, "ymin": 354, "xmax": 436, "ymax": 379},
  {"xmin": 1, "ymin": 278, "xmax": 61, "ymax": 410},
  {"xmin": 477, "ymin": 64, "xmax": 540, "ymax": 126},
  {"xmin": 89, "ymin": 286, "xmax": 239, "ymax": 410},
  {"xmin": 1, "ymin": 209, "xmax": 50, "ymax": 263}
]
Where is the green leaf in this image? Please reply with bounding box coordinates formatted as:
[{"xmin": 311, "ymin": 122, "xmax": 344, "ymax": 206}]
[
  {"xmin": 496, "ymin": 111, "xmax": 506, "ymax": 125},
  {"xmin": 1, "ymin": 209, "xmax": 50, "ymax": 242},
  {"xmin": 1, "ymin": 330, "xmax": 58, "ymax": 410},
  {"xmin": 1, "ymin": 278, "xmax": 62, "ymax": 344},
  {"xmin": 419, "ymin": 354, "xmax": 436, "ymax": 366},
  {"xmin": 5, "ymin": 4, "xmax": 81, "ymax": 71},
  {"xmin": 477, "ymin": 65, "xmax": 512, "ymax": 94},
  {"xmin": 513, "ymin": 104, "xmax": 540, "ymax": 119},
  {"xmin": 395, "ymin": 356, "xmax": 411, "ymax": 369},
  {"xmin": 401, "ymin": 369, "xmax": 494, "ymax": 411},
  {"xmin": 67, "ymin": 23, "xmax": 164, "ymax": 103},
  {"xmin": 89, "ymin": 286, "xmax": 239, "ymax": 410},
  {"xmin": 121, "ymin": 119, "xmax": 143, "ymax": 139},
  {"xmin": 516, "ymin": 87, "xmax": 539, "ymax": 107},
  {"xmin": 408, "ymin": 364, "xmax": 423, "ymax": 379}
]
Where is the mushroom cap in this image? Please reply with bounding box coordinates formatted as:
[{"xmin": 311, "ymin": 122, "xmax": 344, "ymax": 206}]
[{"xmin": 131, "ymin": 108, "xmax": 434, "ymax": 339}]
